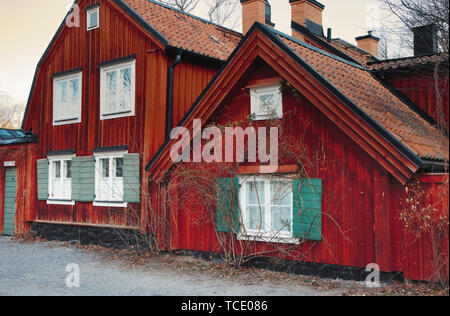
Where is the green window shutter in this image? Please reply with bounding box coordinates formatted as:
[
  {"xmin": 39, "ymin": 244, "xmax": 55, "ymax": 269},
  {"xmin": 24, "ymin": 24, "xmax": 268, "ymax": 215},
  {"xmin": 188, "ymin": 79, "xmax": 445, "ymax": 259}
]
[
  {"xmin": 216, "ymin": 177, "xmax": 240, "ymax": 233},
  {"xmin": 37, "ymin": 159, "xmax": 49, "ymax": 200},
  {"xmin": 71, "ymin": 156, "xmax": 95, "ymax": 202},
  {"xmin": 123, "ymin": 153, "xmax": 140, "ymax": 203},
  {"xmin": 293, "ymin": 178, "xmax": 323, "ymax": 241}
]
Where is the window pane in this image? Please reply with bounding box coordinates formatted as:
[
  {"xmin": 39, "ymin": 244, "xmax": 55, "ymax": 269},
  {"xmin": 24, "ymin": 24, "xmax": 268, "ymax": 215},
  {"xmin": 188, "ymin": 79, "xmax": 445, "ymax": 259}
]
[
  {"xmin": 69, "ymin": 79, "xmax": 79, "ymax": 101},
  {"xmin": 246, "ymin": 206, "xmax": 265, "ymax": 231},
  {"xmin": 53, "ymin": 161, "xmax": 61, "ymax": 179},
  {"xmin": 106, "ymin": 71, "xmax": 117, "ymax": 112},
  {"xmin": 114, "ymin": 158, "xmax": 123, "ymax": 178},
  {"xmin": 59, "ymin": 81, "xmax": 67, "ymax": 103},
  {"xmin": 270, "ymin": 181, "xmax": 291, "ymax": 206},
  {"xmin": 271, "ymin": 206, "xmax": 291, "ymax": 232},
  {"xmin": 246, "ymin": 180, "xmax": 265, "ymax": 205},
  {"xmin": 100, "ymin": 158, "xmax": 109, "ymax": 178},
  {"xmin": 89, "ymin": 11, "xmax": 98, "ymax": 28},
  {"xmin": 120, "ymin": 68, "xmax": 131, "ymax": 110},
  {"xmin": 65, "ymin": 160, "xmax": 72, "ymax": 179},
  {"xmin": 259, "ymin": 94, "xmax": 275, "ymax": 113}
]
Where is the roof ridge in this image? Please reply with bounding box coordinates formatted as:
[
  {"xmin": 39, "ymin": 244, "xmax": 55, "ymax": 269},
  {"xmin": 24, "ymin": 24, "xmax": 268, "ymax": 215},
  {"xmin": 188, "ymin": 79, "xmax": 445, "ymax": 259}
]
[
  {"xmin": 263, "ymin": 24, "xmax": 367, "ymax": 70},
  {"xmin": 144, "ymin": 0, "xmax": 242, "ymax": 37}
]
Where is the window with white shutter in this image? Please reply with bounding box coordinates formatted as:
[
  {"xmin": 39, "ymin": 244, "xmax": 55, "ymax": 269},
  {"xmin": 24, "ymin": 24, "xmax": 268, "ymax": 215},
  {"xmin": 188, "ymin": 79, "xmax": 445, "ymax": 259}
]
[
  {"xmin": 48, "ymin": 155, "xmax": 75, "ymax": 205},
  {"xmin": 94, "ymin": 151, "xmax": 127, "ymax": 207}
]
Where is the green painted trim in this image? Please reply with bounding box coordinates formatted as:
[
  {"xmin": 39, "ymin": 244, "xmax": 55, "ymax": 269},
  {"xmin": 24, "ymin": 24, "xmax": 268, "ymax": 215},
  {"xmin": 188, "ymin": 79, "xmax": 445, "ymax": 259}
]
[
  {"xmin": 216, "ymin": 177, "xmax": 240, "ymax": 233},
  {"xmin": 293, "ymin": 178, "xmax": 323, "ymax": 241}
]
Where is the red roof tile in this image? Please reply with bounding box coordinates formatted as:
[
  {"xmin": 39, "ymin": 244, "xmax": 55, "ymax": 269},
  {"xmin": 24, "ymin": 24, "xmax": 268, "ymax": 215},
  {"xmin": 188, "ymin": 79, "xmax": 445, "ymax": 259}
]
[{"xmin": 123, "ymin": 0, "xmax": 242, "ymax": 60}]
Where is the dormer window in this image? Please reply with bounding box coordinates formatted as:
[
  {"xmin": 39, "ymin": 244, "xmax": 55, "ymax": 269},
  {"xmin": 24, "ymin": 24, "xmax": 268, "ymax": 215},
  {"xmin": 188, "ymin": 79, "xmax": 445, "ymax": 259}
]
[
  {"xmin": 250, "ymin": 84, "xmax": 283, "ymax": 120},
  {"xmin": 87, "ymin": 7, "xmax": 99, "ymax": 31}
]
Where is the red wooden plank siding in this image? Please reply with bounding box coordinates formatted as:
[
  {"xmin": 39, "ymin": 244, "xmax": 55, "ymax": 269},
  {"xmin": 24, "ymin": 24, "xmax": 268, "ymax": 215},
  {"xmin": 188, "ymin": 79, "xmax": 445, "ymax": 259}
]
[
  {"xmin": 22, "ymin": 0, "xmax": 221, "ymax": 228},
  {"xmin": 164, "ymin": 62, "xmax": 448, "ymax": 280}
]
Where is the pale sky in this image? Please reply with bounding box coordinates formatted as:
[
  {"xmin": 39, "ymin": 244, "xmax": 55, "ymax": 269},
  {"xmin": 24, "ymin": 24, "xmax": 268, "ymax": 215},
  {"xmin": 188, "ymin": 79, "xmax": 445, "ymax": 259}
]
[{"xmin": 0, "ymin": 0, "xmax": 379, "ymax": 103}]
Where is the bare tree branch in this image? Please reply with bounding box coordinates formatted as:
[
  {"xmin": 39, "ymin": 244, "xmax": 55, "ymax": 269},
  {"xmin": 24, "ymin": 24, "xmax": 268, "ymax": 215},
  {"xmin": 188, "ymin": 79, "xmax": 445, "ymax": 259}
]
[{"xmin": 158, "ymin": 0, "xmax": 200, "ymax": 12}]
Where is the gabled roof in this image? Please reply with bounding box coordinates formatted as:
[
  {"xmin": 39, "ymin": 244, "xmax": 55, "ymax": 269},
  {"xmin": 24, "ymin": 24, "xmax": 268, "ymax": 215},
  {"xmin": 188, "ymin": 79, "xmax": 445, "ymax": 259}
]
[
  {"xmin": 273, "ymin": 30, "xmax": 447, "ymax": 161},
  {"xmin": 0, "ymin": 129, "xmax": 35, "ymax": 146},
  {"xmin": 146, "ymin": 23, "xmax": 448, "ymax": 184},
  {"xmin": 123, "ymin": 0, "xmax": 242, "ymax": 61}
]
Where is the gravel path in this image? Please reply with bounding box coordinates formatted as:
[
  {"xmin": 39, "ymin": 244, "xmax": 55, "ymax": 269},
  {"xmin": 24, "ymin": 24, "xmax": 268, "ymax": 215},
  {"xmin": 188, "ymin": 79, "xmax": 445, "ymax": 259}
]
[{"xmin": 0, "ymin": 236, "xmax": 335, "ymax": 296}]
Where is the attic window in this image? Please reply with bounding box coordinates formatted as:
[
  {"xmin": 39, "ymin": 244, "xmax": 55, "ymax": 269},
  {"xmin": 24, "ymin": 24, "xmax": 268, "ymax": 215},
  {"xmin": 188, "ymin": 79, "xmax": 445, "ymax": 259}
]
[
  {"xmin": 87, "ymin": 7, "xmax": 99, "ymax": 31},
  {"xmin": 250, "ymin": 85, "xmax": 283, "ymax": 121}
]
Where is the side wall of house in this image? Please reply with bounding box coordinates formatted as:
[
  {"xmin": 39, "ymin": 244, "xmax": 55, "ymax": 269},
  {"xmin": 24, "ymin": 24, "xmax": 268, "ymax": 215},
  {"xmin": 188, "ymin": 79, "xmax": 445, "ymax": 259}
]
[
  {"xmin": 21, "ymin": 0, "xmax": 222, "ymax": 230},
  {"xmin": 0, "ymin": 144, "xmax": 37, "ymax": 235}
]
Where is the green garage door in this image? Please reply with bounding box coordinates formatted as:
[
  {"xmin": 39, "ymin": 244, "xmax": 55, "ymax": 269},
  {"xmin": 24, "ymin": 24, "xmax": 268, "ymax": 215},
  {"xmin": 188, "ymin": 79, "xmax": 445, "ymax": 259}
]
[{"xmin": 3, "ymin": 168, "xmax": 17, "ymax": 236}]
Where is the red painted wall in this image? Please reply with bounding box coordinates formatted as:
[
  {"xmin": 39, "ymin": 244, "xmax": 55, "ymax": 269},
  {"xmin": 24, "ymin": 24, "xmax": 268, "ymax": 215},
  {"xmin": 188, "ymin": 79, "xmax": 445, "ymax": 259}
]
[
  {"xmin": 163, "ymin": 62, "xmax": 449, "ymax": 280},
  {"xmin": 22, "ymin": 0, "xmax": 221, "ymax": 228}
]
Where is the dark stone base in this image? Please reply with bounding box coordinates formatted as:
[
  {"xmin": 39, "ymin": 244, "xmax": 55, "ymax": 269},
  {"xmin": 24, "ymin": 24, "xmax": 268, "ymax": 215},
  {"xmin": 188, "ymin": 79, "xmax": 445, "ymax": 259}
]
[
  {"xmin": 31, "ymin": 222, "xmax": 150, "ymax": 250},
  {"xmin": 178, "ymin": 250, "xmax": 404, "ymax": 283}
]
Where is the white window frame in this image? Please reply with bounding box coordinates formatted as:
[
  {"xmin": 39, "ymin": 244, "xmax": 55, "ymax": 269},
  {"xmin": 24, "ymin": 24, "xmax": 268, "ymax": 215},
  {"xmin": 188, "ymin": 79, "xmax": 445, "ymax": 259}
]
[
  {"xmin": 100, "ymin": 60, "xmax": 136, "ymax": 120},
  {"xmin": 86, "ymin": 7, "xmax": 100, "ymax": 31},
  {"xmin": 238, "ymin": 175, "xmax": 298, "ymax": 244},
  {"xmin": 47, "ymin": 154, "xmax": 75, "ymax": 205},
  {"xmin": 94, "ymin": 151, "xmax": 127, "ymax": 208},
  {"xmin": 250, "ymin": 84, "xmax": 283, "ymax": 121},
  {"xmin": 52, "ymin": 72, "xmax": 82, "ymax": 126}
]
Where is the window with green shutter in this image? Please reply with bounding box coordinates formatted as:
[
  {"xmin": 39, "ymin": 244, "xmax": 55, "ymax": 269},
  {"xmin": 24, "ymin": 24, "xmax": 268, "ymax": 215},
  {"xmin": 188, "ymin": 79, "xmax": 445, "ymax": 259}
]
[
  {"xmin": 216, "ymin": 177, "xmax": 240, "ymax": 233},
  {"xmin": 293, "ymin": 178, "xmax": 323, "ymax": 241},
  {"xmin": 220, "ymin": 175, "xmax": 323, "ymax": 243}
]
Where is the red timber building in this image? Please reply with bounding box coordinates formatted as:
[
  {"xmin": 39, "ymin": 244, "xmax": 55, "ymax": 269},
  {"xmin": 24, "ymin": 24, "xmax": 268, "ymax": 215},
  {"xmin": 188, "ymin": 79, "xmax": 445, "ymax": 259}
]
[{"xmin": 1, "ymin": 0, "xmax": 448, "ymax": 282}]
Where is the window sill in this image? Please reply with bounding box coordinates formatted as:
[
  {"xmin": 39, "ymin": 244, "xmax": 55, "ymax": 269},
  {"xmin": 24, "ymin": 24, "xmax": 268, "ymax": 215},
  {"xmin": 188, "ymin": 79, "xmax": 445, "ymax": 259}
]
[
  {"xmin": 53, "ymin": 118, "xmax": 81, "ymax": 126},
  {"xmin": 237, "ymin": 233, "xmax": 299, "ymax": 245},
  {"xmin": 93, "ymin": 201, "xmax": 127, "ymax": 208},
  {"xmin": 47, "ymin": 199, "xmax": 75, "ymax": 206},
  {"xmin": 100, "ymin": 110, "xmax": 134, "ymax": 120},
  {"xmin": 252, "ymin": 114, "xmax": 283, "ymax": 121}
]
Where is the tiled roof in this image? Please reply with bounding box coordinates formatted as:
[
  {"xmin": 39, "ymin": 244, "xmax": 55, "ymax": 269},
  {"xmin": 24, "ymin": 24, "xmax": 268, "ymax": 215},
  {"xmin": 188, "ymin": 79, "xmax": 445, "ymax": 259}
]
[
  {"xmin": 276, "ymin": 33, "xmax": 448, "ymax": 161},
  {"xmin": 123, "ymin": 0, "xmax": 242, "ymax": 60},
  {"xmin": 368, "ymin": 53, "xmax": 449, "ymax": 71},
  {"xmin": 330, "ymin": 38, "xmax": 377, "ymax": 65}
]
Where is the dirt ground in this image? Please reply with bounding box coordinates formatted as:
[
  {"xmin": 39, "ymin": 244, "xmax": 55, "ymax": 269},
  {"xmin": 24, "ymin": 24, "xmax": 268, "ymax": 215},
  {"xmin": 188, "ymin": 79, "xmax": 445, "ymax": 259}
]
[{"xmin": 1, "ymin": 235, "xmax": 448, "ymax": 296}]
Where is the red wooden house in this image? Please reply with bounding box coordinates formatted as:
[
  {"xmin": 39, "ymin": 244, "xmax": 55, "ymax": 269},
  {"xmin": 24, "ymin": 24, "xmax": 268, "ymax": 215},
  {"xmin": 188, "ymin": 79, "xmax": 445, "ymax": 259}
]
[{"xmin": 1, "ymin": 0, "xmax": 448, "ymax": 282}]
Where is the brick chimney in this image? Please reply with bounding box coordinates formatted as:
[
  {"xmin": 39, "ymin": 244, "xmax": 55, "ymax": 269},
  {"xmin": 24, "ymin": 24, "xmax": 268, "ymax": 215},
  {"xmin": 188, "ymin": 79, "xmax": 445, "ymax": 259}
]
[
  {"xmin": 412, "ymin": 24, "xmax": 438, "ymax": 56},
  {"xmin": 290, "ymin": 0, "xmax": 325, "ymax": 39},
  {"xmin": 355, "ymin": 31, "xmax": 380, "ymax": 57},
  {"xmin": 241, "ymin": 0, "xmax": 275, "ymax": 35}
]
